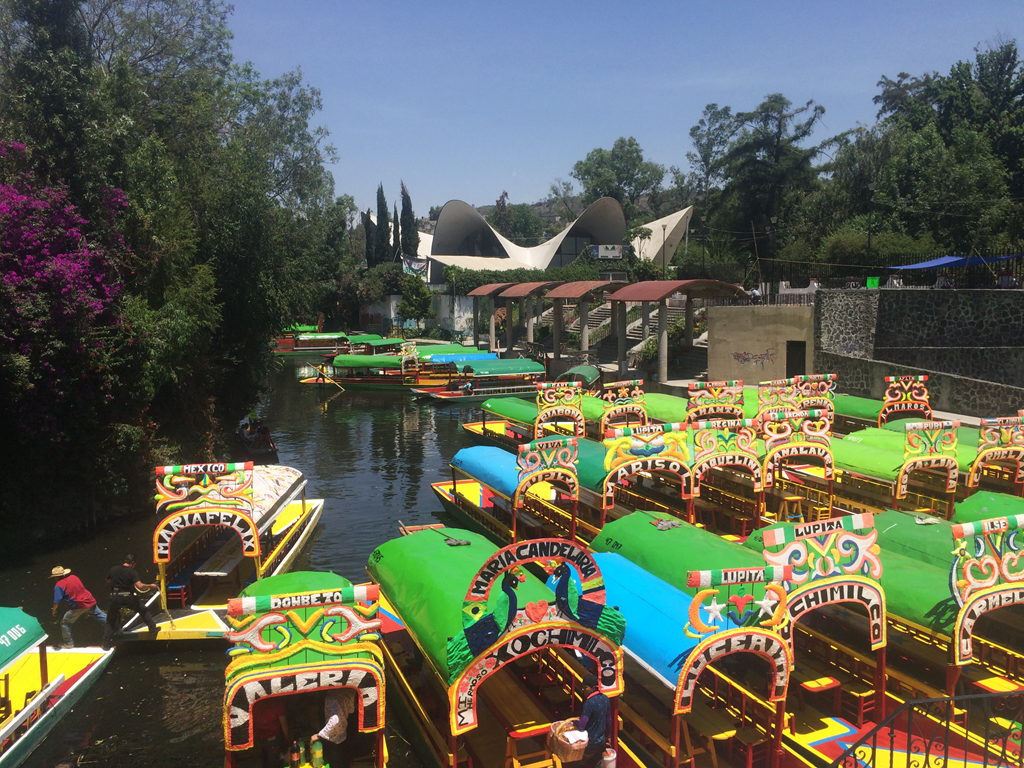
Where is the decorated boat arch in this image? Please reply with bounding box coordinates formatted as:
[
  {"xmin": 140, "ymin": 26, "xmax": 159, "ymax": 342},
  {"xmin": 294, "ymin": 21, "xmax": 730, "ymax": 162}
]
[
  {"xmin": 597, "ymin": 378, "xmax": 649, "ymax": 433},
  {"xmin": 756, "ymin": 374, "xmax": 837, "ymax": 423},
  {"xmin": 950, "ymin": 513, "xmax": 1024, "ymax": 665},
  {"xmin": 223, "ymin": 571, "xmax": 386, "ymax": 765},
  {"xmin": 143, "ymin": 462, "xmax": 323, "ymax": 641},
  {"xmin": 368, "ymin": 528, "xmax": 625, "ymax": 763},
  {"xmin": 967, "ymin": 412, "xmax": 1024, "ymax": 492},
  {"xmin": 514, "ymin": 437, "xmax": 582, "ymax": 540},
  {"xmin": 534, "ymin": 381, "xmax": 585, "ymax": 438},
  {"xmin": 690, "ymin": 418, "xmax": 764, "ymax": 498},
  {"xmin": 601, "ymin": 422, "xmax": 691, "ymax": 514},
  {"xmin": 896, "ymin": 420, "xmax": 960, "ymax": 515},
  {"xmin": 687, "ymin": 380, "xmax": 745, "ymax": 422},
  {"xmin": 878, "ymin": 374, "xmax": 932, "ymax": 426}
]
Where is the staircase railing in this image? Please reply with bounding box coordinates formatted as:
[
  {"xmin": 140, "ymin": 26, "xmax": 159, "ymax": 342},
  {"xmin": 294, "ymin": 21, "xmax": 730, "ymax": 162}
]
[{"xmin": 831, "ymin": 691, "xmax": 1024, "ymax": 768}]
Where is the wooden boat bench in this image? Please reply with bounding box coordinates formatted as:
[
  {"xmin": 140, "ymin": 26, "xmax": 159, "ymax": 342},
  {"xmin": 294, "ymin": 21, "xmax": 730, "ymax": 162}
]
[{"xmin": 683, "ymin": 701, "xmax": 738, "ymax": 768}]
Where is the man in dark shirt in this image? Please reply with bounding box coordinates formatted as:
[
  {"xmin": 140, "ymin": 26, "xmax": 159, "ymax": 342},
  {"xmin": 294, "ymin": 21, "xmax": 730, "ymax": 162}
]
[
  {"xmin": 102, "ymin": 554, "xmax": 159, "ymax": 650},
  {"xmin": 574, "ymin": 673, "xmax": 610, "ymax": 767}
]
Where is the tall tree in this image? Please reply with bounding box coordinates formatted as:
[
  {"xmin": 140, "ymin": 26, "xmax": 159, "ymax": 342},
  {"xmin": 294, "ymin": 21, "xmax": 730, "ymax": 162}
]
[
  {"xmin": 721, "ymin": 94, "xmax": 828, "ymax": 230},
  {"xmin": 400, "ymin": 181, "xmax": 419, "ymax": 257},
  {"xmin": 372, "ymin": 183, "xmax": 390, "ymax": 267},
  {"xmin": 490, "ymin": 190, "xmax": 511, "ymax": 238},
  {"xmin": 392, "ymin": 202, "xmax": 400, "ymax": 259},
  {"xmin": 362, "ymin": 208, "xmax": 376, "ymax": 266},
  {"xmin": 687, "ymin": 103, "xmax": 736, "ymax": 218},
  {"xmin": 570, "ymin": 136, "xmax": 665, "ymax": 225}
]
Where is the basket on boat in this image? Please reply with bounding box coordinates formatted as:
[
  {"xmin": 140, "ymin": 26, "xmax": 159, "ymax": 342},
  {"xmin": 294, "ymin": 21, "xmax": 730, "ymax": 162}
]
[{"xmin": 548, "ymin": 719, "xmax": 588, "ymax": 762}]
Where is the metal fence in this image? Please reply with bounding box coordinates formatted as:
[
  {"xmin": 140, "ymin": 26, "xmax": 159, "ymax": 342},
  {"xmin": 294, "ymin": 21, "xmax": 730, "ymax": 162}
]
[{"xmin": 676, "ymin": 245, "xmax": 1024, "ymax": 290}]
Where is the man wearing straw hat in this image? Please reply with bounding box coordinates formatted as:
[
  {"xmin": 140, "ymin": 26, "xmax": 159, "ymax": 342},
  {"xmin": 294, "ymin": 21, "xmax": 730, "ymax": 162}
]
[{"xmin": 50, "ymin": 566, "xmax": 106, "ymax": 649}]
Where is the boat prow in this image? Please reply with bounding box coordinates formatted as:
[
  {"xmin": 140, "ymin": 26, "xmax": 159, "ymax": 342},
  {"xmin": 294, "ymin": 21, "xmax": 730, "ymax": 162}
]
[{"xmin": 0, "ymin": 609, "xmax": 113, "ymax": 767}]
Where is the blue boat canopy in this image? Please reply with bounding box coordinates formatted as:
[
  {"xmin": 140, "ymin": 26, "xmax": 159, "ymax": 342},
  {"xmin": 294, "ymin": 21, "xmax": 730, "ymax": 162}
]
[
  {"xmin": 892, "ymin": 253, "xmax": 1022, "ymax": 270},
  {"xmin": 429, "ymin": 352, "xmax": 498, "ymax": 364},
  {"xmin": 450, "ymin": 446, "xmax": 520, "ymax": 499},
  {"xmin": 592, "ymin": 553, "xmax": 701, "ymax": 690}
]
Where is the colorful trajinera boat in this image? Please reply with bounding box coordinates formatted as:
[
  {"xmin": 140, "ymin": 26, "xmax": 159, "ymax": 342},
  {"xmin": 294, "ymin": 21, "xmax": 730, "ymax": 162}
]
[
  {"xmin": 0, "ymin": 608, "xmax": 113, "ymax": 767},
  {"xmin": 123, "ymin": 461, "xmax": 324, "ymax": 641},
  {"xmin": 223, "ymin": 571, "xmax": 387, "ymax": 767},
  {"xmin": 368, "ymin": 528, "xmax": 626, "ymax": 768},
  {"xmin": 411, "ymin": 359, "xmax": 548, "ymax": 403},
  {"xmin": 444, "ymin": 375, "xmax": 1024, "ymax": 765},
  {"xmin": 277, "ymin": 332, "xmax": 383, "ymax": 355}
]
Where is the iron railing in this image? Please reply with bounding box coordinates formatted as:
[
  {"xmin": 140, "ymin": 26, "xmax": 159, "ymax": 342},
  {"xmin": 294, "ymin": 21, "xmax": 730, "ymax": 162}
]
[{"xmin": 832, "ymin": 691, "xmax": 1024, "ymax": 768}]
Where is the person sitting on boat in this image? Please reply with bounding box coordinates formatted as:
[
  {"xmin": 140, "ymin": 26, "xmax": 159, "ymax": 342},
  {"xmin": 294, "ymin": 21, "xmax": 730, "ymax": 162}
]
[
  {"xmin": 574, "ymin": 673, "xmax": 610, "ymax": 768},
  {"xmin": 252, "ymin": 696, "xmax": 290, "ymax": 768},
  {"xmin": 101, "ymin": 553, "xmax": 159, "ymax": 650},
  {"xmin": 50, "ymin": 566, "xmax": 106, "ymax": 649},
  {"xmin": 310, "ymin": 688, "xmax": 357, "ymax": 766},
  {"xmin": 461, "ymin": 380, "xmax": 474, "ymax": 394}
]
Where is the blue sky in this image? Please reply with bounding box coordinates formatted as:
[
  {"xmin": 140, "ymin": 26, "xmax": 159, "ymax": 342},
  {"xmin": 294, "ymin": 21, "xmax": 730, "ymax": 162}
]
[{"xmin": 228, "ymin": 1, "xmax": 1024, "ymax": 215}]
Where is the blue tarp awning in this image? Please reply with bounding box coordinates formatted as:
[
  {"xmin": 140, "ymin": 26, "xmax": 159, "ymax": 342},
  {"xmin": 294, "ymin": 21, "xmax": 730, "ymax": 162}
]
[
  {"xmin": 429, "ymin": 353, "xmax": 498, "ymax": 364},
  {"xmin": 892, "ymin": 253, "xmax": 1023, "ymax": 270},
  {"xmin": 450, "ymin": 446, "xmax": 520, "ymax": 499}
]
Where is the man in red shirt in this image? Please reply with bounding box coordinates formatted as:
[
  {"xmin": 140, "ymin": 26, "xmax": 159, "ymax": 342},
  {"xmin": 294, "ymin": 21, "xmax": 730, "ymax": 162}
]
[
  {"xmin": 252, "ymin": 696, "xmax": 289, "ymax": 767},
  {"xmin": 51, "ymin": 566, "xmax": 106, "ymax": 648}
]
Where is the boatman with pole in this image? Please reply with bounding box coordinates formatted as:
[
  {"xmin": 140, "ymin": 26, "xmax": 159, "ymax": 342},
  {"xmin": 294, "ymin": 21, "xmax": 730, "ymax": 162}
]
[
  {"xmin": 102, "ymin": 553, "xmax": 159, "ymax": 650},
  {"xmin": 50, "ymin": 565, "xmax": 106, "ymax": 648}
]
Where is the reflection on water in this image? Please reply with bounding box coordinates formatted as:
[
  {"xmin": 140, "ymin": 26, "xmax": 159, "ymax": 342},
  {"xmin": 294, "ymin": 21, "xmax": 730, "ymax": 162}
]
[{"xmin": 5, "ymin": 359, "xmax": 479, "ymax": 767}]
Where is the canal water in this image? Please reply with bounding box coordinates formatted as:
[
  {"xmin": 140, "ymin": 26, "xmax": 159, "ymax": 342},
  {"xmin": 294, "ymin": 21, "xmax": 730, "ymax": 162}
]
[{"xmin": 3, "ymin": 359, "xmax": 479, "ymax": 767}]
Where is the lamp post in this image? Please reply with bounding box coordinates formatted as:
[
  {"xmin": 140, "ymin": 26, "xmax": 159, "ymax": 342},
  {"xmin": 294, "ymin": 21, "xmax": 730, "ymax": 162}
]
[
  {"xmin": 700, "ymin": 216, "xmax": 707, "ymax": 278},
  {"xmin": 867, "ymin": 182, "xmax": 877, "ymax": 265},
  {"xmin": 767, "ymin": 216, "xmax": 778, "ymax": 287},
  {"xmin": 661, "ymin": 223, "xmax": 668, "ymax": 272}
]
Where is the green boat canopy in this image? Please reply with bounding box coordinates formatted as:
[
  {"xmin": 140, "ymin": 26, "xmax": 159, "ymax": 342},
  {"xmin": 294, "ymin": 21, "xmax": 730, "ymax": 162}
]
[
  {"xmin": 0, "ymin": 607, "xmax": 46, "ymax": 674},
  {"xmin": 835, "ymin": 394, "xmax": 884, "ymax": 421},
  {"xmin": 832, "ymin": 435, "xmax": 904, "ymax": 481},
  {"xmin": 744, "ymin": 518, "xmax": 955, "ymax": 638},
  {"xmin": 368, "ymin": 529, "xmax": 554, "ymax": 680},
  {"xmin": 954, "ymin": 491, "xmax": 1024, "ymax": 523},
  {"xmin": 239, "ymin": 570, "xmax": 352, "ymax": 597},
  {"xmin": 591, "ymin": 511, "xmax": 767, "ymax": 599},
  {"xmin": 285, "ymin": 324, "xmax": 319, "ymax": 333},
  {"xmin": 847, "ymin": 424, "xmax": 979, "ymax": 472},
  {"xmin": 461, "ymin": 359, "xmax": 545, "ymax": 376},
  {"xmin": 359, "ymin": 337, "xmax": 405, "ymax": 347},
  {"xmin": 872, "ymin": 509, "xmax": 960, "ymax": 570},
  {"xmin": 557, "ymin": 365, "xmax": 601, "ymax": 384},
  {"xmin": 416, "ymin": 344, "xmax": 483, "ymax": 360},
  {"xmin": 331, "ymin": 354, "xmax": 406, "ymax": 369},
  {"xmin": 344, "ymin": 333, "xmax": 384, "ymax": 343}
]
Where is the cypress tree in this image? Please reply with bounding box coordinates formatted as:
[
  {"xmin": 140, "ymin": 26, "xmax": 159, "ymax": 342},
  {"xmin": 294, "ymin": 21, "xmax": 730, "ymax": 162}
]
[
  {"xmin": 362, "ymin": 209, "xmax": 376, "ymax": 266},
  {"xmin": 374, "ymin": 184, "xmax": 390, "ymax": 266},
  {"xmin": 401, "ymin": 182, "xmax": 420, "ymax": 258},
  {"xmin": 393, "ymin": 203, "xmax": 401, "ymax": 260}
]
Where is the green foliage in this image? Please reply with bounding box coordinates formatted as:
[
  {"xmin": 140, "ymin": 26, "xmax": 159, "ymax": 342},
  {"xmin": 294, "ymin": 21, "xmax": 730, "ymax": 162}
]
[
  {"xmin": 372, "ymin": 183, "xmax": 390, "ymax": 267},
  {"xmin": 571, "ymin": 137, "xmax": 665, "ymax": 226},
  {"xmin": 400, "ymin": 182, "xmax": 419, "ymax": 257},
  {"xmin": 396, "ymin": 274, "xmax": 435, "ymax": 326}
]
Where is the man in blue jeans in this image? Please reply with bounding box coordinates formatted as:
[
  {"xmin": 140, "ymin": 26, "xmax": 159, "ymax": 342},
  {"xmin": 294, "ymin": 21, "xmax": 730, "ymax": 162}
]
[
  {"xmin": 574, "ymin": 674, "xmax": 610, "ymax": 768},
  {"xmin": 50, "ymin": 566, "xmax": 106, "ymax": 648}
]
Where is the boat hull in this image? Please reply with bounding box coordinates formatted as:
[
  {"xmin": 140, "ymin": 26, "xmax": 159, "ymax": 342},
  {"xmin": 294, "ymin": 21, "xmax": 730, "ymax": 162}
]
[{"xmin": 0, "ymin": 648, "xmax": 113, "ymax": 768}]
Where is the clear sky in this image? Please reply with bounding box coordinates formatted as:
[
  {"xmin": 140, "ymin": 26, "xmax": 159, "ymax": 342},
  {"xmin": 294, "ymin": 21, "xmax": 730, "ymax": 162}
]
[{"xmin": 227, "ymin": 1, "xmax": 1024, "ymax": 215}]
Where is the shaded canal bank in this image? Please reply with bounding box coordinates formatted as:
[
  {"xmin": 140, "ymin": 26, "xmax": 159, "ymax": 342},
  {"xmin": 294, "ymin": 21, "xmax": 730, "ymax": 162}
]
[{"xmin": 2, "ymin": 359, "xmax": 475, "ymax": 767}]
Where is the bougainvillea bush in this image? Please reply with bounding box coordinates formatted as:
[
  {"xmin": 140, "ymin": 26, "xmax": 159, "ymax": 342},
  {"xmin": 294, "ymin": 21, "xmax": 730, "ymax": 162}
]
[{"xmin": 0, "ymin": 140, "xmax": 126, "ymax": 439}]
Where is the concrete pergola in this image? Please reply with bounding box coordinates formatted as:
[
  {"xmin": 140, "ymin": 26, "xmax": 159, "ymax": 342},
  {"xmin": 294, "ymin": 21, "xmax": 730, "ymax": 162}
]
[
  {"xmin": 606, "ymin": 279, "xmax": 749, "ymax": 380},
  {"xmin": 467, "ymin": 283, "xmax": 514, "ymax": 352},
  {"xmin": 496, "ymin": 281, "xmax": 564, "ymax": 358},
  {"xmin": 543, "ymin": 280, "xmax": 627, "ymax": 360}
]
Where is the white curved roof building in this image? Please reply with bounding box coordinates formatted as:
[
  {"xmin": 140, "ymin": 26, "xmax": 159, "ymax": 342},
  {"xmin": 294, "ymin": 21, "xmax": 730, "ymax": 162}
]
[{"xmin": 418, "ymin": 198, "xmax": 693, "ymax": 282}]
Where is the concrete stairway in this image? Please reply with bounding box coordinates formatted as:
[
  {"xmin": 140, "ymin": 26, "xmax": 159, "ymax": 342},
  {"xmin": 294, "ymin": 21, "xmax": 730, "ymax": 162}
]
[
  {"xmin": 625, "ymin": 305, "xmax": 687, "ymax": 344},
  {"xmin": 567, "ymin": 303, "xmax": 612, "ymax": 332}
]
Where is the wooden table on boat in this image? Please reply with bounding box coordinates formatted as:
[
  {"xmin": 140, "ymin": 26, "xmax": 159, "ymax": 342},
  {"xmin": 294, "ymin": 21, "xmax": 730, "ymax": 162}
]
[
  {"xmin": 682, "ymin": 702, "xmax": 737, "ymax": 768},
  {"xmin": 480, "ymin": 671, "xmax": 554, "ymax": 767}
]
